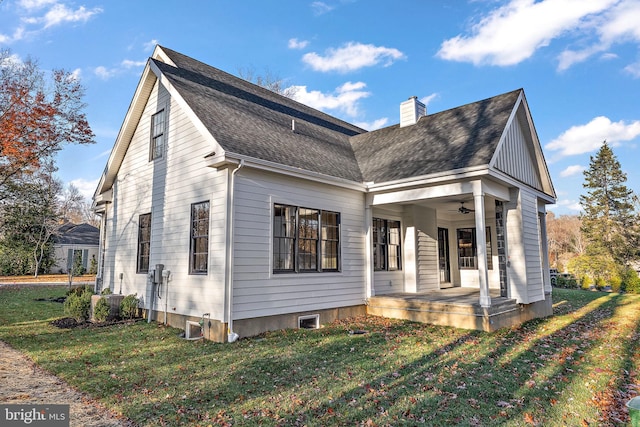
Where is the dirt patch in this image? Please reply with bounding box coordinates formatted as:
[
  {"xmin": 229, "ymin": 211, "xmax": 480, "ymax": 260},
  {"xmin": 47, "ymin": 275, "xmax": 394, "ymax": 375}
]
[{"xmin": 0, "ymin": 340, "xmax": 135, "ymax": 427}]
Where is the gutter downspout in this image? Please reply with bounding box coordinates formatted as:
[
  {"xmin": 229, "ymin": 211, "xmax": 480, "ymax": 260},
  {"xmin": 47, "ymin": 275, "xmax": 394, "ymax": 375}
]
[{"xmin": 225, "ymin": 160, "xmax": 244, "ymax": 342}]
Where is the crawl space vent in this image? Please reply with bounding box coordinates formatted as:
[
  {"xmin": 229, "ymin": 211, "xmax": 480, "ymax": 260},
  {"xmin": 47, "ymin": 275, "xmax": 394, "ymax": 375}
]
[
  {"xmin": 298, "ymin": 314, "xmax": 319, "ymax": 329},
  {"xmin": 185, "ymin": 320, "xmax": 202, "ymax": 339}
]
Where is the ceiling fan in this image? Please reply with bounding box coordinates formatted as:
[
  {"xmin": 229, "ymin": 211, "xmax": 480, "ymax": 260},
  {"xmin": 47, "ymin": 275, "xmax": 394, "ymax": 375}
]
[{"xmin": 458, "ymin": 202, "xmax": 475, "ymax": 214}]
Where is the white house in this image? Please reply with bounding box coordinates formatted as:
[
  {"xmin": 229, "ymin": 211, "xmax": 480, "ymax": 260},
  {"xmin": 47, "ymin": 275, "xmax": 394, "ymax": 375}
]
[
  {"xmin": 93, "ymin": 46, "xmax": 556, "ymax": 342},
  {"xmin": 50, "ymin": 222, "xmax": 99, "ymax": 275}
]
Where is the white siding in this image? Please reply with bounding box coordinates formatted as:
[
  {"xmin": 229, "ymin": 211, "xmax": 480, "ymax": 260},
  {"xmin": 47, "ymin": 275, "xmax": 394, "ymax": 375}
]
[
  {"xmin": 521, "ymin": 189, "xmax": 545, "ymax": 303},
  {"xmin": 494, "ymin": 106, "xmax": 543, "ymax": 191},
  {"xmin": 414, "ymin": 206, "xmax": 439, "ymax": 292},
  {"xmin": 232, "ymin": 169, "xmax": 367, "ymax": 319},
  {"xmin": 102, "ymin": 80, "xmax": 227, "ymax": 321},
  {"xmin": 505, "ymin": 187, "xmax": 545, "ymax": 304}
]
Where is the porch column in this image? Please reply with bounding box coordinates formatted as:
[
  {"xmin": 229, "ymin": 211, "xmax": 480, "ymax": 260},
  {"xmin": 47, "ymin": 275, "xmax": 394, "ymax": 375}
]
[
  {"xmin": 539, "ymin": 210, "xmax": 552, "ymax": 295},
  {"xmin": 365, "ymin": 200, "xmax": 374, "ymax": 298},
  {"xmin": 474, "ymin": 190, "xmax": 491, "ymax": 308}
]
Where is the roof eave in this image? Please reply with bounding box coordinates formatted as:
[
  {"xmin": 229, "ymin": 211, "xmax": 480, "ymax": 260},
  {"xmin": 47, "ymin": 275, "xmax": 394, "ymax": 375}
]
[
  {"xmin": 365, "ymin": 165, "xmax": 490, "ymax": 193},
  {"xmin": 93, "ymin": 60, "xmax": 158, "ymax": 199},
  {"xmin": 205, "ymin": 153, "xmax": 366, "ymax": 192}
]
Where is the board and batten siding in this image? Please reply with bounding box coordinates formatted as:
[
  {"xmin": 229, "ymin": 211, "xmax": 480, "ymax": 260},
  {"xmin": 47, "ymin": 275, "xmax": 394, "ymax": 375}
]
[
  {"xmin": 494, "ymin": 106, "xmax": 543, "ymax": 192},
  {"xmin": 504, "ymin": 187, "xmax": 545, "ymax": 304},
  {"xmin": 102, "ymin": 79, "xmax": 227, "ymax": 321},
  {"xmin": 231, "ymin": 169, "xmax": 367, "ymax": 320}
]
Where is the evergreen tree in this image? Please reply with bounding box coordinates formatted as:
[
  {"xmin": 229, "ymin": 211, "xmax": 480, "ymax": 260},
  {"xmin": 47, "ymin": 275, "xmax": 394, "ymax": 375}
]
[{"xmin": 579, "ymin": 141, "xmax": 638, "ymax": 265}]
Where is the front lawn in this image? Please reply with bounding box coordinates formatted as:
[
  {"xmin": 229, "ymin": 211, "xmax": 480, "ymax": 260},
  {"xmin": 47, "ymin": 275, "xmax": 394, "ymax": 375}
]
[{"xmin": 0, "ymin": 286, "xmax": 638, "ymax": 426}]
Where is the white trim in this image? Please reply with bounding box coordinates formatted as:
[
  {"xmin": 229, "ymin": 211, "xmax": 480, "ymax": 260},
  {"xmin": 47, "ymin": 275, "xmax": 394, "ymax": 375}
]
[{"xmin": 206, "ymin": 153, "xmax": 367, "ymax": 192}]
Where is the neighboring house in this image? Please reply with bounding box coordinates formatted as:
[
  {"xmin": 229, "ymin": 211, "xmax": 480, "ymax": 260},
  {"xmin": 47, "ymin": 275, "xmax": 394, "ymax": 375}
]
[
  {"xmin": 93, "ymin": 46, "xmax": 556, "ymax": 342},
  {"xmin": 50, "ymin": 222, "xmax": 100, "ymax": 274}
]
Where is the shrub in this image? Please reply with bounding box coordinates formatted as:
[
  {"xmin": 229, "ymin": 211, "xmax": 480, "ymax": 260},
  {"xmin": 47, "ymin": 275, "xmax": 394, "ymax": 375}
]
[
  {"xmin": 580, "ymin": 275, "xmax": 593, "ymax": 290},
  {"xmin": 557, "ymin": 275, "xmax": 578, "ymax": 289},
  {"xmin": 93, "ymin": 296, "xmax": 110, "ymax": 322},
  {"xmin": 120, "ymin": 294, "xmax": 140, "ymax": 319},
  {"xmin": 594, "ymin": 277, "xmax": 607, "ymax": 290},
  {"xmin": 101, "ymin": 288, "xmax": 112, "ymax": 295},
  {"xmin": 67, "ymin": 285, "xmax": 93, "ymax": 297},
  {"xmin": 64, "ymin": 288, "xmax": 93, "ymax": 322}
]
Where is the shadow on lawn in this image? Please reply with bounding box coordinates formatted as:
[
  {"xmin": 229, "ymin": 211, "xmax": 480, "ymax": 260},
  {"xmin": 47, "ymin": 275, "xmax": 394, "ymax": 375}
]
[
  {"xmin": 3, "ymin": 286, "xmax": 637, "ymax": 426},
  {"xmin": 190, "ymin": 290, "xmax": 630, "ymax": 426}
]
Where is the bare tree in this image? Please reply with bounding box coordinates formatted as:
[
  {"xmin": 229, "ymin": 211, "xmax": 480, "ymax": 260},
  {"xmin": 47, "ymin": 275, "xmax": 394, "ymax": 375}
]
[
  {"xmin": 547, "ymin": 212, "xmax": 585, "ymax": 271},
  {"xmin": 237, "ymin": 66, "xmax": 298, "ymax": 98}
]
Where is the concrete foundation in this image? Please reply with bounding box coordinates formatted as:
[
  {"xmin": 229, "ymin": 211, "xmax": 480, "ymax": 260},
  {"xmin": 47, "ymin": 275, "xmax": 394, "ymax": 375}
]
[{"xmin": 144, "ymin": 305, "xmax": 367, "ymax": 343}]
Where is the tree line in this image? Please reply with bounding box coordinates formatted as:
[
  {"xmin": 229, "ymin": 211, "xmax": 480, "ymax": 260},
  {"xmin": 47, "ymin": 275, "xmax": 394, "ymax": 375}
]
[
  {"xmin": 548, "ymin": 142, "xmax": 640, "ymax": 292},
  {"xmin": 0, "ymin": 49, "xmax": 96, "ymax": 276}
]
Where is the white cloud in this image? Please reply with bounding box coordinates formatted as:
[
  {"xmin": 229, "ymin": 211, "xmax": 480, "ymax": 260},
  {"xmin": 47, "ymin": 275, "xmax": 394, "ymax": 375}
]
[
  {"xmin": 34, "ymin": 3, "xmax": 102, "ymax": 28},
  {"xmin": 353, "ymin": 118, "xmax": 389, "ymax": 131},
  {"xmin": 288, "ymin": 38, "xmax": 309, "ymax": 50},
  {"xmin": 143, "ymin": 39, "xmax": 160, "ymax": 51},
  {"xmin": 545, "ymin": 116, "xmax": 640, "ymax": 156},
  {"xmin": 69, "ymin": 178, "xmax": 99, "ymax": 199},
  {"xmin": 290, "ymin": 81, "xmax": 370, "ymax": 117},
  {"xmin": 302, "ymin": 42, "xmax": 405, "ymax": 73},
  {"xmin": 18, "ymin": 0, "xmax": 57, "ymax": 11},
  {"xmin": 311, "ymin": 1, "xmax": 334, "ymax": 15},
  {"xmin": 94, "ymin": 59, "xmax": 145, "ymax": 80},
  {"xmin": 559, "ymin": 164, "xmax": 586, "ymax": 177},
  {"xmin": 624, "ymin": 61, "xmax": 640, "ymax": 77},
  {"xmin": 557, "ymin": 0, "xmax": 640, "ymax": 70},
  {"xmin": 420, "ymin": 93, "xmax": 439, "ymax": 108},
  {"xmin": 554, "ymin": 198, "xmax": 583, "ymax": 212},
  {"xmin": 121, "ymin": 59, "xmax": 146, "ymax": 68},
  {"xmin": 437, "ymin": 0, "xmax": 616, "ymax": 66}
]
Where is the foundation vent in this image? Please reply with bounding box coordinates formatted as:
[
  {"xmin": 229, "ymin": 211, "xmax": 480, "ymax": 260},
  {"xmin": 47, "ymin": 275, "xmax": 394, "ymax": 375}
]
[{"xmin": 298, "ymin": 314, "xmax": 320, "ymax": 329}]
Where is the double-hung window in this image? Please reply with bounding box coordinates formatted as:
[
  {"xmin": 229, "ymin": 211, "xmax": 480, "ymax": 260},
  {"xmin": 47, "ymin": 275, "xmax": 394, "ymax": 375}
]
[
  {"xmin": 457, "ymin": 227, "xmax": 493, "ymax": 270},
  {"xmin": 373, "ymin": 218, "xmax": 402, "ymax": 271},
  {"xmin": 190, "ymin": 201, "xmax": 210, "ymax": 274},
  {"xmin": 150, "ymin": 109, "xmax": 165, "ymax": 160},
  {"xmin": 273, "ymin": 204, "xmax": 340, "ymax": 273},
  {"xmin": 137, "ymin": 213, "xmax": 152, "ymax": 273}
]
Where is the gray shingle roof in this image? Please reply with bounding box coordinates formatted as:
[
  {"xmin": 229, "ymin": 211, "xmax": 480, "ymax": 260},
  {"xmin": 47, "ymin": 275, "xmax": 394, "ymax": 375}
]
[
  {"xmin": 157, "ymin": 47, "xmax": 366, "ymax": 182},
  {"xmin": 157, "ymin": 47, "xmax": 521, "ymax": 185},
  {"xmin": 351, "ymin": 89, "xmax": 521, "ymax": 183},
  {"xmin": 54, "ymin": 223, "xmax": 100, "ymax": 246}
]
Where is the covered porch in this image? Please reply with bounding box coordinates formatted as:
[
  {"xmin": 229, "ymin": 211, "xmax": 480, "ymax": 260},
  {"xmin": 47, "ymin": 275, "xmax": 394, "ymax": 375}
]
[{"xmin": 366, "ymin": 288, "xmax": 544, "ymax": 332}]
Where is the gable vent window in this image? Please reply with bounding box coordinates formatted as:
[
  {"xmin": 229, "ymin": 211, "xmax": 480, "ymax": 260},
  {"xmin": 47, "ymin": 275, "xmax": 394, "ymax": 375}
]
[
  {"xmin": 150, "ymin": 109, "xmax": 165, "ymax": 160},
  {"xmin": 273, "ymin": 204, "xmax": 340, "ymax": 273}
]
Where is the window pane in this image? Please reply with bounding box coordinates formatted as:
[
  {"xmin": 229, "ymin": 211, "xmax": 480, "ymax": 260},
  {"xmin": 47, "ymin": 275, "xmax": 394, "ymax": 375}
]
[
  {"xmin": 190, "ymin": 201, "xmax": 209, "ymax": 274},
  {"xmin": 321, "ymin": 211, "xmax": 339, "ymax": 271},
  {"xmin": 388, "ymin": 220, "xmax": 401, "ymax": 271},
  {"xmin": 457, "ymin": 228, "xmax": 476, "ymax": 269},
  {"xmin": 150, "ymin": 110, "xmax": 165, "ymax": 160},
  {"xmin": 274, "ymin": 205, "xmax": 295, "ymax": 271},
  {"xmin": 137, "ymin": 213, "xmax": 151, "ymax": 273}
]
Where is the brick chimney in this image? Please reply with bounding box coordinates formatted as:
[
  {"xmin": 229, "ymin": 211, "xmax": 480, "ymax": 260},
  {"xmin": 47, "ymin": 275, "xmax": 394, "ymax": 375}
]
[{"xmin": 400, "ymin": 96, "xmax": 426, "ymax": 127}]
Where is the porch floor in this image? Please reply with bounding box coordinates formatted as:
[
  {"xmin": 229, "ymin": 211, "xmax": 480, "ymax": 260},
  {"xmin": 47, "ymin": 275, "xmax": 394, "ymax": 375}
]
[
  {"xmin": 367, "ymin": 287, "xmax": 521, "ymax": 332},
  {"xmin": 374, "ymin": 287, "xmax": 507, "ymax": 305}
]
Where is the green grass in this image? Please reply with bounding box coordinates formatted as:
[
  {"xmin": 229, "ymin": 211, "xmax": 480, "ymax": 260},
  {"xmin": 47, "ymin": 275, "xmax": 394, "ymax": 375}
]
[{"xmin": 1, "ymin": 286, "xmax": 639, "ymax": 426}]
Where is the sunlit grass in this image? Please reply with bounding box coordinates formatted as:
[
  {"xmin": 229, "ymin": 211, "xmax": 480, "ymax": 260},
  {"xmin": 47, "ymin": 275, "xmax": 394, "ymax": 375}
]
[{"xmin": 0, "ymin": 286, "xmax": 638, "ymax": 426}]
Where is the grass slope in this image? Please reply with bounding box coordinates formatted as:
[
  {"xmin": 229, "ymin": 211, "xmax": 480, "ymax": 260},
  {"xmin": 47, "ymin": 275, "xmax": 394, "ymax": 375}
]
[{"xmin": 0, "ymin": 286, "xmax": 639, "ymax": 426}]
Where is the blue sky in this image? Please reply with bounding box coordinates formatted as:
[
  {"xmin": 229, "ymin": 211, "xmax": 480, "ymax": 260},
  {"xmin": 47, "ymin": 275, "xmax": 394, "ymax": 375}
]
[{"xmin": 1, "ymin": 0, "xmax": 640, "ymax": 215}]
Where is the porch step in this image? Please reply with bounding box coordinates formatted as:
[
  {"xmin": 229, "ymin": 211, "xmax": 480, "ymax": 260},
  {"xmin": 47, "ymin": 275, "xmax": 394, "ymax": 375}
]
[{"xmin": 367, "ymin": 293, "xmax": 520, "ymax": 332}]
